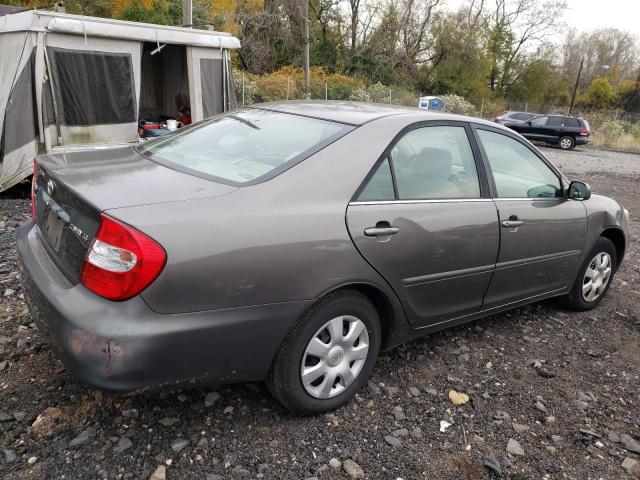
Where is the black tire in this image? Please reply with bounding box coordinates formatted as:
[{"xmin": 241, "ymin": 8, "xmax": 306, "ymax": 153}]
[
  {"xmin": 560, "ymin": 237, "xmax": 617, "ymax": 311},
  {"xmin": 558, "ymin": 136, "xmax": 575, "ymax": 150},
  {"xmin": 266, "ymin": 290, "xmax": 381, "ymax": 415}
]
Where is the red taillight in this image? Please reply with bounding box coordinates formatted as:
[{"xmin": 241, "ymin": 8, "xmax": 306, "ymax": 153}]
[
  {"xmin": 80, "ymin": 214, "xmax": 166, "ymax": 301},
  {"xmin": 495, "ymin": 116, "xmax": 503, "ymax": 122},
  {"xmin": 580, "ymin": 129, "xmax": 589, "ymax": 136},
  {"xmin": 31, "ymin": 159, "xmax": 37, "ymax": 220}
]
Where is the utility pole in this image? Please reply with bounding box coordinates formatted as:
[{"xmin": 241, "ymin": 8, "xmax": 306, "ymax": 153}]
[
  {"xmin": 569, "ymin": 56, "xmax": 584, "ymax": 115},
  {"xmin": 303, "ymin": 0, "xmax": 310, "ymax": 99},
  {"xmin": 183, "ymin": 0, "xmax": 192, "ymax": 27}
]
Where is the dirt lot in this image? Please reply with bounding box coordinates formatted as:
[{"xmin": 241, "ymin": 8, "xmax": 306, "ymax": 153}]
[{"xmin": 1, "ymin": 146, "xmax": 639, "ymax": 480}]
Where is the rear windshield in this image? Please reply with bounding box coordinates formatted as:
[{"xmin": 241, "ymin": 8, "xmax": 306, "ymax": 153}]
[{"xmin": 138, "ymin": 109, "xmax": 352, "ymax": 185}]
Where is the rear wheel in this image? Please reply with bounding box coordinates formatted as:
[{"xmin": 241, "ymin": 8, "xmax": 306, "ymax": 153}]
[
  {"xmin": 558, "ymin": 136, "xmax": 575, "ymax": 150},
  {"xmin": 266, "ymin": 290, "xmax": 381, "ymax": 415},
  {"xmin": 560, "ymin": 237, "xmax": 617, "ymax": 311}
]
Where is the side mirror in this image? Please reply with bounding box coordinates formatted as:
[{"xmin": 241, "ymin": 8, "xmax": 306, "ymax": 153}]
[
  {"xmin": 568, "ymin": 181, "xmax": 591, "ymax": 201},
  {"xmin": 526, "ymin": 121, "xmax": 532, "ymax": 126}
]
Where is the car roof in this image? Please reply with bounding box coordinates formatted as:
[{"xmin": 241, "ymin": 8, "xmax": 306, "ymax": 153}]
[{"xmin": 252, "ymin": 100, "xmax": 502, "ymax": 128}]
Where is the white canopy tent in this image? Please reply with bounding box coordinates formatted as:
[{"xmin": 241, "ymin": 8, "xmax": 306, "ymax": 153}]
[{"xmin": 0, "ymin": 8, "xmax": 240, "ymax": 191}]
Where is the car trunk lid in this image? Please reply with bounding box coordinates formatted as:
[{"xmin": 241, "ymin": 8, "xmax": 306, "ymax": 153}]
[{"xmin": 33, "ymin": 146, "xmax": 236, "ymax": 283}]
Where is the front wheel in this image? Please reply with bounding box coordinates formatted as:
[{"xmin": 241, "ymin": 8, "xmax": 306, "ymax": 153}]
[
  {"xmin": 560, "ymin": 237, "xmax": 617, "ymax": 311},
  {"xmin": 558, "ymin": 136, "xmax": 575, "ymax": 150},
  {"xmin": 266, "ymin": 290, "xmax": 381, "ymax": 415}
]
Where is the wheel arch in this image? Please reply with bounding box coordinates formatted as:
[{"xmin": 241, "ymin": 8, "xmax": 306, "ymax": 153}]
[
  {"xmin": 318, "ymin": 282, "xmax": 407, "ymax": 351},
  {"xmin": 600, "ymin": 227, "xmax": 626, "ymax": 270}
]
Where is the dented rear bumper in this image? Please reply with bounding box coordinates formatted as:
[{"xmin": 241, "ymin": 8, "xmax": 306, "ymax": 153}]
[{"xmin": 16, "ymin": 222, "xmax": 306, "ymax": 392}]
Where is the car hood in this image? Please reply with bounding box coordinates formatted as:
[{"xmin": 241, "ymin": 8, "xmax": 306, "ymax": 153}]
[{"xmin": 38, "ymin": 146, "xmax": 237, "ymax": 211}]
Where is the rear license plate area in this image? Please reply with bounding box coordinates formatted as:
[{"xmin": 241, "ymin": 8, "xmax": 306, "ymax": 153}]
[{"xmin": 42, "ymin": 210, "xmax": 65, "ymax": 252}]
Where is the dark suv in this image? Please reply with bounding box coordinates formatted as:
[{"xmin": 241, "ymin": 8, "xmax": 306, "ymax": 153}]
[{"xmin": 506, "ymin": 114, "xmax": 590, "ymax": 150}]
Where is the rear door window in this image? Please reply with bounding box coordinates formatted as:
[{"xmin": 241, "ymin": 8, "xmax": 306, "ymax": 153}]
[
  {"xmin": 546, "ymin": 117, "xmax": 563, "ymax": 127},
  {"xmin": 139, "ymin": 109, "xmax": 352, "ymax": 185},
  {"xmin": 530, "ymin": 116, "xmax": 548, "ymax": 127},
  {"xmin": 564, "ymin": 118, "xmax": 581, "ymax": 127}
]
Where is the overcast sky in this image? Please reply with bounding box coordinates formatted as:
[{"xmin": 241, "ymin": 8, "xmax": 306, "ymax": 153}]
[
  {"xmin": 563, "ymin": 0, "xmax": 640, "ymax": 32},
  {"xmin": 445, "ymin": 0, "xmax": 640, "ymax": 33}
]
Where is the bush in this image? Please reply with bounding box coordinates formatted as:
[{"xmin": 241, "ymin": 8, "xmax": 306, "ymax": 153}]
[
  {"xmin": 349, "ymin": 87, "xmax": 371, "ymax": 102},
  {"xmin": 441, "ymin": 95, "xmax": 478, "ymax": 116}
]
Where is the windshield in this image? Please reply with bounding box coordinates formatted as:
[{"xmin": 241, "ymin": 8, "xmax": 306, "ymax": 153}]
[{"xmin": 138, "ymin": 109, "xmax": 352, "ymax": 184}]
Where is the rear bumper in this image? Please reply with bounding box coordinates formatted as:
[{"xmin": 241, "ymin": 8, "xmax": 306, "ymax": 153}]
[
  {"xmin": 575, "ymin": 136, "xmax": 589, "ymax": 145},
  {"xmin": 16, "ymin": 222, "xmax": 306, "ymax": 393}
]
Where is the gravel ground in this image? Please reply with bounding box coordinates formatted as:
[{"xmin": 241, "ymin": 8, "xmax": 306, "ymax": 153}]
[{"xmin": 1, "ymin": 147, "xmax": 639, "ymax": 480}]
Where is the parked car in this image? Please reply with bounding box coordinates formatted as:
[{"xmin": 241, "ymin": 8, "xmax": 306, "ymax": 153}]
[
  {"xmin": 506, "ymin": 114, "xmax": 591, "ymax": 150},
  {"xmin": 18, "ymin": 102, "xmax": 629, "ymax": 415},
  {"xmin": 494, "ymin": 111, "xmax": 538, "ymax": 125}
]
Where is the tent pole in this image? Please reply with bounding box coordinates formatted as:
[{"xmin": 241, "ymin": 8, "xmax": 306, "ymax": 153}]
[{"xmin": 43, "ymin": 45, "xmax": 63, "ymax": 146}]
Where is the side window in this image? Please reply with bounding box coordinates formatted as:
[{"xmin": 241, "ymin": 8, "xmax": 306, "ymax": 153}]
[
  {"xmin": 477, "ymin": 129, "xmax": 561, "ymax": 198},
  {"xmin": 356, "ymin": 158, "xmax": 394, "ymax": 201},
  {"xmin": 564, "ymin": 118, "xmax": 581, "ymax": 127},
  {"xmin": 530, "ymin": 116, "xmax": 547, "ymax": 127},
  {"xmin": 546, "ymin": 117, "xmax": 563, "ymax": 126},
  {"xmin": 390, "ymin": 125, "xmax": 480, "ymax": 200}
]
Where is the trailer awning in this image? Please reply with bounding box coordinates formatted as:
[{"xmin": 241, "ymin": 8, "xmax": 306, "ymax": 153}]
[{"xmin": 46, "ymin": 17, "xmax": 241, "ymax": 50}]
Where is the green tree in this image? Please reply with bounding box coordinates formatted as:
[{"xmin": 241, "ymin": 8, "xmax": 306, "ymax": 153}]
[{"xmin": 586, "ymin": 77, "xmax": 615, "ymax": 110}]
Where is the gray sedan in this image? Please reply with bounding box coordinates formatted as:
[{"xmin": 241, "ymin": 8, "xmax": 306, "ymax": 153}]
[{"xmin": 18, "ymin": 102, "xmax": 630, "ymax": 414}]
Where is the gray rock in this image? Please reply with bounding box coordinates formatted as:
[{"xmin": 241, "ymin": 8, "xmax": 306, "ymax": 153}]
[
  {"xmin": 494, "ymin": 411, "xmax": 511, "ymax": 421},
  {"xmin": 69, "ymin": 427, "xmax": 96, "ymax": 448},
  {"xmin": 425, "ymin": 388, "xmax": 438, "ymax": 396},
  {"xmin": 408, "ymin": 386, "xmax": 420, "ymax": 397},
  {"xmin": 171, "ymin": 438, "xmax": 190, "ymax": 453},
  {"xmin": 158, "ymin": 417, "xmax": 179, "ymax": 427},
  {"xmin": 580, "ymin": 428, "xmax": 601, "ymax": 438},
  {"xmin": 13, "ymin": 411, "xmax": 26, "ymax": 422},
  {"xmin": 577, "ymin": 391, "xmax": 592, "ymax": 402},
  {"xmin": 535, "ymin": 401, "xmax": 547, "ymax": 413},
  {"xmin": 573, "ymin": 400, "xmax": 589, "ymax": 410},
  {"xmin": 608, "ymin": 431, "xmax": 621, "ymax": 443},
  {"xmin": 506, "ymin": 438, "xmax": 525, "ymax": 456},
  {"xmin": 411, "ymin": 427, "xmax": 423, "ymax": 439},
  {"xmin": 121, "ymin": 409, "xmax": 138, "ymax": 419},
  {"xmin": 621, "ymin": 434, "xmax": 640, "ymax": 453},
  {"xmin": 551, "ymin": 435, "xmax": 562, "ymax": 443},
  {"xmin": 328, "ymin": 457, "xmax": 341, "ymax": 469},
  {"xmin": 323, "ymin": 413, "xmax": 337, "ymax": 423},
  {"xmin": 0, "ymin": 361, "xmax": 7, "ymax": 371},
  {"xmin": 0, "ymin": 412, "xmax": 12, "ymax": 422},
  {"xmin": 622, "ymin": 457, "xmax": 640, "ymax": 476},
  {"xmin": 113, "ymin": 436, "xmax": 132, "ymax": 454},
  {"xmin": 16, "ymin": 338, "xmax": 29, "ymax": 349},
  {"xmin": 232, "ymin": 466, "xmax": 250, "ymax": 478},
  {"xmin": 392, "ymin": 406, "xmax": 406, "ymax": 421},
  {"xmin": 2, "ymin": 448, "xmax": 16, "ymax": 463},
  {"xmin": 483, "ymin": 451, "xmax": 502, "ymax": 476},
  {"xmin": 385, "ymin": 435, "xmax": 402, "ymax": 447},
  {"xmin": 343, "ymin": 459, "xmax": 364, "ymax": 479},
  {"xmin": 367, "ymin": 381, "xmax": 381, "ymax": 395},
  {"xmin": 512, "ymin": 423, "xmax": 529, "ymax": 433},
  {"xmin": 392, "ymin": 428, "xmax": 409, "ymax": 437},
  {"xmin": 205, "ymin": 391, "xmax": 222, "ymax": 408}
]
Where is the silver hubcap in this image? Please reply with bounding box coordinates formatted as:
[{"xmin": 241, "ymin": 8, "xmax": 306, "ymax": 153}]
[
  {"xmin": 301, "ymin": 315, "xmax": 369, "ymax": 399},
  {"xmin": 582, "ymin": 252, "xmax": 612, "ymax": 302},
  {"xmin": 560, "ymin": 138, "xmax": 572, "ymax": 149}
]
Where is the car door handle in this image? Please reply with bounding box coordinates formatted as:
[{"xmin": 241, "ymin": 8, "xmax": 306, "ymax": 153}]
[
  {"xmin": 364, "ymin": 226, "xmax": 400, "ymax": 237},
  {"xmin": 501, "ymin": 220, "xmax": 523, "ymax": 228}
]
